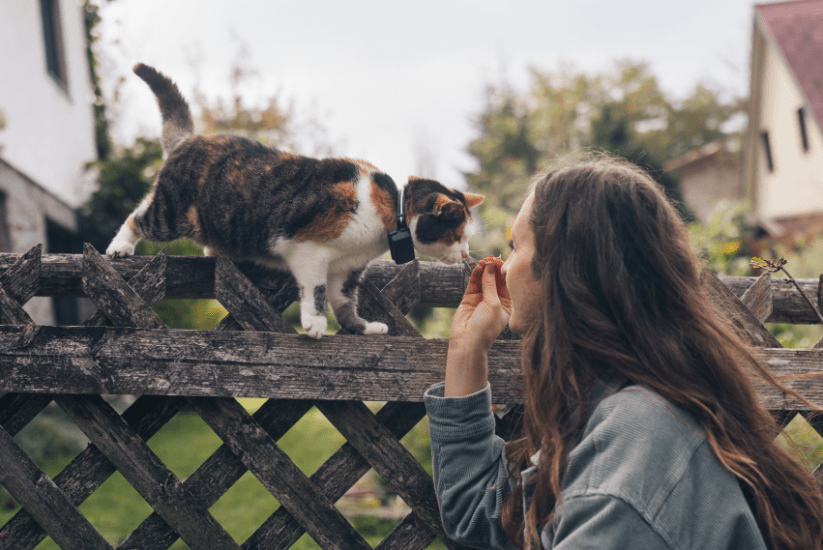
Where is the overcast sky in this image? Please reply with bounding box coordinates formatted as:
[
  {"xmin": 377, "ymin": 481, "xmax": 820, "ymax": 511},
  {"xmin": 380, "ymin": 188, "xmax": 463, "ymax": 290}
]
[{"xmin": 97, "ymin": 0, "xmax": 756, "ymax": 190}]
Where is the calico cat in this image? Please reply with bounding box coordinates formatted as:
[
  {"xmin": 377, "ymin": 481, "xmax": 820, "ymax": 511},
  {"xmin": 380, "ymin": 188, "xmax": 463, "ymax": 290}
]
[{"xmin": 107, "ymin": 63, "xmax": 484, "ymax": 338}]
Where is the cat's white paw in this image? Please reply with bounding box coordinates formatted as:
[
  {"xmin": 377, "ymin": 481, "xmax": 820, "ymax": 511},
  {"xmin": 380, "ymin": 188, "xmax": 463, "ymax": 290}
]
[
  {"xmin": 302, "ymin": 313, "xmax": 328, "ymax": 339},
  {"xmin": 363, "ymin": 322, "xmax": 389, "ymax": 335},
  {"xmin": 106, "ymin": 239, "xmax": 136, "ymax": 258}
]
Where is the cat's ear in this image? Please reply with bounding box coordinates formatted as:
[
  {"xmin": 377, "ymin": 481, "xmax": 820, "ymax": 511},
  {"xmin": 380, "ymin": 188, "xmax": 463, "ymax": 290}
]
[
  {"xmin": 433, "ymin": 194, "xmax": 464, "ymax": 218},
  {"xmin": 463, "ymin": 193, "xmax": 484, "ymax": 208}
]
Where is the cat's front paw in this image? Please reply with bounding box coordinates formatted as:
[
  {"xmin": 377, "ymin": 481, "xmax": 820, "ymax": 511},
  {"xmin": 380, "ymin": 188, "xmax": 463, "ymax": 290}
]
[
  {"xmin": 106, "ymin": 239, "xmax": 136, "ymax": 258},
  {"xmin": 302, "ymin": 313, "xmax": 328, "ymax": 339},
  {"xmin": 363, "ymin": 322, "xmax": 389, "ymax": 335}
]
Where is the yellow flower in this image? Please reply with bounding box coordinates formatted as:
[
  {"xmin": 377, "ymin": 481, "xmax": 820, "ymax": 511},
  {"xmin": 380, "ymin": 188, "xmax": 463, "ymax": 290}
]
[{"xmin": 723, "ymin": 241, "xmax": 740, "ymax": 255}]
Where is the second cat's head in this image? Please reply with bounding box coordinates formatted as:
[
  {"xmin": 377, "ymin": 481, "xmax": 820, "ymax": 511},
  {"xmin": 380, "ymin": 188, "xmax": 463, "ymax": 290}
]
[{"xmin": 405, "ymin": 177, "xmax": 484, "ymax": 264}]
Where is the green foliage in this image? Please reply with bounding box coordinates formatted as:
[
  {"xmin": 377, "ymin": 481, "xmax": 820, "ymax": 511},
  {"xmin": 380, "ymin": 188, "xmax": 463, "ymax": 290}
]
[
  {"xmin": 687, "ymin": 200, "xmax": 752, "ymax": 276},
  {"xmin": 82, "ymin": 0, "xmax": 112, "ymax": 160},
  {"xmin": 466, "ymin": 60, "xmax": 745, "ymax": 257},
  {"xmin": 79, "ymin": 137, "xmax": 163, "ymax": 251}
]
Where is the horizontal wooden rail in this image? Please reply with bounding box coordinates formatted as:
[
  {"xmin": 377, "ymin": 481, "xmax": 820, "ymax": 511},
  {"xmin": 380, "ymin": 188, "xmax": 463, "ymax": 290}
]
[
  {"xmin": 0, "ymin": 326, "xmax": 820, "ymax": 409},
  {"xmin": 0, "ymin": 252, "xmax": 819, "ymax": 321}
]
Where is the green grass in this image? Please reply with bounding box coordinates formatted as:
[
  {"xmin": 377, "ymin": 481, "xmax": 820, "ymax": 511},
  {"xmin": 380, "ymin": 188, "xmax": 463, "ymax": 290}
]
[{"xmin": 0, "ymin": 403, "xmax": 438, "ymax": 549}]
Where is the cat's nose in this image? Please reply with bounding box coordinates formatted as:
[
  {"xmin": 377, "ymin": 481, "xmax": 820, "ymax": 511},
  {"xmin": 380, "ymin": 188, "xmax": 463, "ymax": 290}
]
[{"xmin": 461, "ymin": 250, "xmax": 468, "ymax": 259}]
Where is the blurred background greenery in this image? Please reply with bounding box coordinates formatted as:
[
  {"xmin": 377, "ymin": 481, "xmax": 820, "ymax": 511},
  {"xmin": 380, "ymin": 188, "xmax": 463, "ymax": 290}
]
[{"xmin": 4, "ymin": 2, "xmax": 823, "ymax": 547}]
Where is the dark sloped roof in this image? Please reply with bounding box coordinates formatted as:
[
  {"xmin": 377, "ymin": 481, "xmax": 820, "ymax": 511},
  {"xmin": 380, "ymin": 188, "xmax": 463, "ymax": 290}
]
[{"xmin": 756, "ymin": 0, "xmax": 823, "ymax": 129}]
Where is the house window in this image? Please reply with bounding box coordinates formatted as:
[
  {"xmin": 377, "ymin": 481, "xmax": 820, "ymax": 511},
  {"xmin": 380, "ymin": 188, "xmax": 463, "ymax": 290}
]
[
  {"xmin": 39, "ymin": 0, "xmax": 67, "ymax": 89},
  {"xmin": 761, "ymin": 131, "xmax": 774, "ymax": 172},
  {"xmin": 798, "ymin": 107, "xmax": 810, "ymax": 152}
]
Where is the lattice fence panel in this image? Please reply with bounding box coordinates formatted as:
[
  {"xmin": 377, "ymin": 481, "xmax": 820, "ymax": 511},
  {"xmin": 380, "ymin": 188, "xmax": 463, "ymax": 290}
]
[{"xmin": 0, "ymin": 245, "xmax": 822, "ymax": 548}]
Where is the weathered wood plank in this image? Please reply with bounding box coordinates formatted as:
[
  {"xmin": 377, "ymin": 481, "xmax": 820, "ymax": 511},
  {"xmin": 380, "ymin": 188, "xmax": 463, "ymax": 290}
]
[
  {"xmin": 0, "ymin": 327, "xmax": 519, "ymax": 401},
  {"xmin": 83, "ymin": 250, "xmax": 167, "ymax": 327},
  {"xmin": 0, "ymin": 393, "xmax": 51, "ymax": 436},
  {"xmin": 0, "ymin": 245, "xmax": 41, "ymax": 305},
  {"xmin": 55, "ymin": 394, "xmax": 240, "ymax": 550},
  {"xmin": 0, "ymin": 327, "xmax": 821, "ymax": 409},
  {"xmin": 723, "ymin": 275, "xmax": 823, "ymax": 324},
  {"xmin": 214, "ymin": 256, "xmax": 295, "ymax": 334},
  {"xmin": 316, "ymin": 400, "xmax": 461, "ymax": 549},
  {"xmin": 2, "ymin": 251, "xmax": 820, "ymax": 322},
  {"xmin": 379, "ymin": 259, "xmax": 421, "ymax": 315},
  {"xmin": 81, "ymin": 244, "xmax": 164, "ymax": 330},
  {"xmin": 120, "ymin": 398, "xmax": 312, "ymax": 550},
  {"xmin": 244, "ymin": 401, "xmax": 426, "ymax": 550},
  {"xmin": 0, "ymin": 420, "xmax": 113, "ymax": 550},
  {"xmin": 739, "ymin": 272, "xmax": 773, "ymax": 324},
  {"xmin": 188, "ymin": 396, "xmax": 372, "ymax": 550},
  {"xmin": 374, "ymin": 512, "xmax": 436, "ymax": 550},
  {"xmin": 700, "ymin": 268, "xmax": 782, "ymax": 348},
  {"xmin": 348, "ymin": 277, "xmax": 421, "ymax": 337},
  {"xmin": 0, "ymin": 396, "xmax": 184, "ymax": 550}
]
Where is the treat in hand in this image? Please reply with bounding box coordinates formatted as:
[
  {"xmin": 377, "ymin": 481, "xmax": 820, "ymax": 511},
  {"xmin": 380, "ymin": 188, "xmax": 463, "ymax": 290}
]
[{"xmin": 477, "ymin": 255, "xmax": 507, "ymax": 298}]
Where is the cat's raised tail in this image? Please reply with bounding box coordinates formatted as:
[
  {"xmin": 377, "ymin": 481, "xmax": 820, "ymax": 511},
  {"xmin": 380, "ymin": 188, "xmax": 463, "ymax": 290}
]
[{"xmin": 133, "ymin": 63, "xmax": 194, "ymax": 153}]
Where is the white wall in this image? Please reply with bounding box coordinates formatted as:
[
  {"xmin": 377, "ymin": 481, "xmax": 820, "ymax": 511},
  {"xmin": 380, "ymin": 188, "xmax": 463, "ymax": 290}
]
[
  {"xmin": 756, "ymin": 41, "xmax": 823, "ymax": 220},
  {"xmin": 0, "ymin": 0, "xmax": 97, "ymax": 207}
]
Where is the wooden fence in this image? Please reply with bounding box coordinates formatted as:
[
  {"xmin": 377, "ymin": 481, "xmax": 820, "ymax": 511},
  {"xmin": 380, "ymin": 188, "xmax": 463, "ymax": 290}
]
[{"xmin": 0, "ymin": 244, "xmax": 822, "ymax": 549}]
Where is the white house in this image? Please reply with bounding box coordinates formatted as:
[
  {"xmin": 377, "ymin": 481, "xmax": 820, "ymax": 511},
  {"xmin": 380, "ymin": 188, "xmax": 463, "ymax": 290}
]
[
  {"xmin": 743, "ymin": 0, "xmax": 823, "ymax": 242},
  {"xmin": 0, "ymin": 0, "xmax": 98, "ymax": 324}
]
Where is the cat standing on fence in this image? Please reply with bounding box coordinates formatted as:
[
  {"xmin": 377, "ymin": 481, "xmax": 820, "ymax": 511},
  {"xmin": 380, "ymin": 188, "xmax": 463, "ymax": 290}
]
[{"xmin": 106, "ymin": 63, "xmax": 484, "ymax": 339}]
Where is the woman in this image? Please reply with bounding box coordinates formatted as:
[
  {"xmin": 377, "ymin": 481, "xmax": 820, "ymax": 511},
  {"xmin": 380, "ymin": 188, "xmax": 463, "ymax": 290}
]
[{"xmin": 424, "ymin": 156, "xmax": 823, "ymax": 549}]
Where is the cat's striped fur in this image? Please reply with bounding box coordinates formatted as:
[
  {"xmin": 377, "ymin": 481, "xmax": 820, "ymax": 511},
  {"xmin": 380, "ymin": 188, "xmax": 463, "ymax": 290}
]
[{"xmin": 107, "ymin": 63, "xmax": 484, "ymax": 338}]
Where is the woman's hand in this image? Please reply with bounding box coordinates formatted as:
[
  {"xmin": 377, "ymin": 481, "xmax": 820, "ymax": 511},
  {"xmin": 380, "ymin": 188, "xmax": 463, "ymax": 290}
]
[{"xmin": 445, "ymin": 259, "xmax": 512, "ymax": 397}]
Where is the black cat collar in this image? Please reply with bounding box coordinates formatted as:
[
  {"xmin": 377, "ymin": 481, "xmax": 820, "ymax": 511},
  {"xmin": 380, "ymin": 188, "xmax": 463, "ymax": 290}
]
[{"xmin": 388, "ymin": 186, "xmax": 415, "ymax": 264}]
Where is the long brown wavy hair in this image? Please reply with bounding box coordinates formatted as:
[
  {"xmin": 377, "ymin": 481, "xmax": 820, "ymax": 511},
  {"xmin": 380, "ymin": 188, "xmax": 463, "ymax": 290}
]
[{"xmin": 500, "ymin": 154, "xmax": 823, "ymax": 549}]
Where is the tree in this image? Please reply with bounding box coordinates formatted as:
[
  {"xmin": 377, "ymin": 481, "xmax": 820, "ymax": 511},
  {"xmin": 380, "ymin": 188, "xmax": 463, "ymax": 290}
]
[{"xmin": 465, "ymin": 60, "xmax": 746, "ymax": 256}]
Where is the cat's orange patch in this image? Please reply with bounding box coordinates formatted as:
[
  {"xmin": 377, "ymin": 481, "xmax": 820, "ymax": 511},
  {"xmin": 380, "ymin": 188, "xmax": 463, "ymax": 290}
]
[
  {"xmin": 187, "ymin": 205, "xmax": 202, "ymax": 239},
  {"xmin": 294, "ymin": 181, "xmax": 356, "ymax": 242},
  {"xmin": 370, "ymin": 178, "xmax": 396, "ymax": 231},
  {"xmin": 294, "ymin": 209, "xmax": 349, "ymax": 242},
  {"xmin": 125, "ymin": 214, "xmax": 139, "ymax": 234}
]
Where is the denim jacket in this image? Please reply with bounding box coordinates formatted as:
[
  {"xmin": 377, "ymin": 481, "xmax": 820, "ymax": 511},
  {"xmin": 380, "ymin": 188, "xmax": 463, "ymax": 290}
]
[{"xmin": 424, "ymin": 381, "xmax": 768, "ymax": 550}]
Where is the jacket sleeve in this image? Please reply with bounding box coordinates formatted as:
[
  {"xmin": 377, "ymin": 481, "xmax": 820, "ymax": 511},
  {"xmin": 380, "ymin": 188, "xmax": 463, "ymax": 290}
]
[
  {"xmin": 424, "ymin": 382, "xmax": 517, "ymax": 550},
  {"xmin": 548, "ymin": 494, "xmax": 673, "ymax": 549}
]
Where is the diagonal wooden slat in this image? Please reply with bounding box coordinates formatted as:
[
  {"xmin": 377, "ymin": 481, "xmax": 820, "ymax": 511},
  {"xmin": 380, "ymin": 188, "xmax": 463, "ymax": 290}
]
[
  {"xmin": 56, "ymin": 394, "xmax": 240, "ymax": 550},
  {"xmin": 0, "ymin": 393, "xmax": 51, "ymax": 436},
  {"xmin": 81, "ymin": 243, "xmax": 165, "ymax": 329},
  {"xmin": 813, "ymin": 460, "xmax": 823, "ymax": 494},
  {"xmin": 188, "ymin": 396, "xmax": 372, "ymax": 550},
  {"xmin": 214, "ymin": 271, "xmax": 299, "ymax": 331},
  {"xmin": 83, "ymin": 249, "xmax": 168, "ymax": 326},
  {"xmin": 214, "ymin": 256, "xmax": 296, "ymax": 333},
  {"xmin": 119, "ymin": 398, "xmax": 312, "ymax": 550},
  {"xmin": 317, "ymin": 400, "xmax": 464, "ymax": 549},
  {"xmin": 0, "ymin": 421, "xmax": 113, "ymax": 550},
  {"xmin": 739, "ymin": 272, "xmax": 773, "ymax": 324},
  {"xmin": 700, "ymin": 268, "xmax": 782, "ymax": 348},
  {"xmin": 379, "ymin": 258, "xmax": 421, "ymax": 316},
  {"xmin": 0, "ymin": 244, "xmax": 41, "ymax": 305},
  {"xmin": 0, "ymin": 243, "xmax": 48, "ymax": 473},
  {"xmin": 0, "ymin": 396, "xmax": 184, "ymax": 550},
  {"xmin": 374, "ymin": 512, "xmax": 436, "ymax": 550},
  {"xmin": 243, "ymin": 404, "xmax": 427, "ymax": 549}
]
